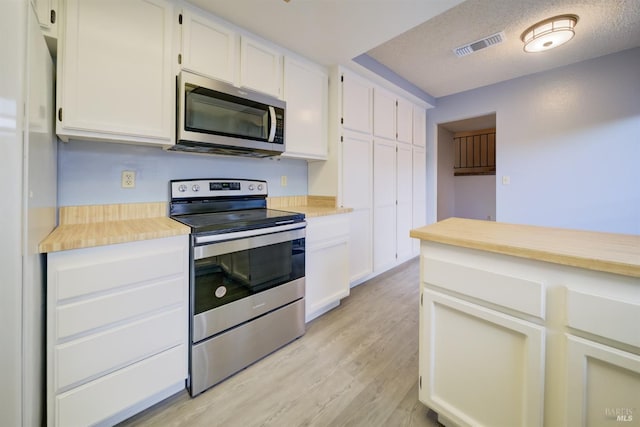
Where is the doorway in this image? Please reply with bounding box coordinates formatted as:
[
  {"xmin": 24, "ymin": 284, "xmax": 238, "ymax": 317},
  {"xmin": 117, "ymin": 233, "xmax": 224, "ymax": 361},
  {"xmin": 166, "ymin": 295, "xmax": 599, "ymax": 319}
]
[{"xmin": 437, "ymin": 113, "xmax": 496, "ymax": 221}]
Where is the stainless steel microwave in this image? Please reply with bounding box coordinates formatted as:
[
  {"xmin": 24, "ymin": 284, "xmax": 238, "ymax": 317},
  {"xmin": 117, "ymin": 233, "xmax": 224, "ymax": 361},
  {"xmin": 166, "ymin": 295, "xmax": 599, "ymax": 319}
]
[{"xmin": 171, "ymin": 71, "xmax": 286, "ymax": 157}]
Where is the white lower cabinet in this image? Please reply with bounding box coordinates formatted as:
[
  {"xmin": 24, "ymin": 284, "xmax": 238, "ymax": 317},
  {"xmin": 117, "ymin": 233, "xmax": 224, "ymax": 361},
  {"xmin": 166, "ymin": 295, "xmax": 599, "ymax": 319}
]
[
  {"xmin": 47, "ymin": 236, "xmax": 189, "ymax": 426},
  {"xmin": 305, "ymin": 214, "xmax": 350, "ymax": 322},
  {"xmin": 418, "ymin": 240, "xmax": 640, "ymax": 427},
  {"xmin": 566, "ymin": 335, "xmax": 640, "ymax": 425},
  {"xmin": 420, "ymin": 290, "xmax": 545, "ymax": 427}
]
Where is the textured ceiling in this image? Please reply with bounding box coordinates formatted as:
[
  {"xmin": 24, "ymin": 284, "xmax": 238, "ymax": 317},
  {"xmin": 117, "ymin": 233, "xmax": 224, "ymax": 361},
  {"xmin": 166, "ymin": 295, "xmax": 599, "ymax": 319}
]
[
  {"xmin": 366, "ymin": 0, "xmax": 640, "ymax": 97},
  {"xmin": 187, "ymin": 0, "xmax": 640, "ymax": 99}
]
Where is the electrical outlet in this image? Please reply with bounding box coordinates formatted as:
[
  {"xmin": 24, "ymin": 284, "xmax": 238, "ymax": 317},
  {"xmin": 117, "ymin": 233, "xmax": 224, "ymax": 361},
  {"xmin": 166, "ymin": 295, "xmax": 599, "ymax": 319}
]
[
  {"xmin": 121, "ymin": 170, "xmax": 135, "ymax": 188},
  {"xmin": 281, "ymin": 175, "xmax": 287, "ymax": 187}
]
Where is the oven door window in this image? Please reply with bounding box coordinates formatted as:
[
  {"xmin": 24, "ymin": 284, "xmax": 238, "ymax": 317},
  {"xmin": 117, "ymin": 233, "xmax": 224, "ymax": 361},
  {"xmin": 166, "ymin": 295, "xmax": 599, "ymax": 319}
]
[{"xmin": 194, "ymin": 237, "xmax": 305, "ymax": 315}]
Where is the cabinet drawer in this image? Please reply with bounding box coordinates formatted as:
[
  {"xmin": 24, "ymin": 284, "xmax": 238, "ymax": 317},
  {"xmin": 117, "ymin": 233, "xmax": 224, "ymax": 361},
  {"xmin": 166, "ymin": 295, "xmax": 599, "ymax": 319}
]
[
  {"xmin": 423, "ymin": 255, "xmax": 545, "ymax": 319},
  {"xmin": 56, "ymin": 277, "xmax": 183, "ymax": 340},
  {"xmin": 566, "ymin": 288, "xmax": 640, "ymax": 348},
  {"xmin": 56, "ymin": 345, "xmax": 185, "ymax": 427},
  {"xmin": 306, "ymin": 214, "xmax": 349, "ymax": 244},
  {"xmin": 55, "ymin": 307, "xmax": 184, "ymax": 390},
  {"xmin": 52, "ymin": 244, "xmax": 185, "ymax": 302}
]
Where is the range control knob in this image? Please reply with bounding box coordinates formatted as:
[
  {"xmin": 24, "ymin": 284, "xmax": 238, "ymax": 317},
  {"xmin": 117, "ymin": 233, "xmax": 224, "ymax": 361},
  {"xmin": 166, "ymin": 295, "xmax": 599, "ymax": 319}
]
[
  {"xmin": 257, "ymin": 184, "xmax": 264, "ymax": 191},
  {"xmin": 248, "ymin": 184, "xmax": 255, "ymax": 191},
  {"xmin": 192, "ymin": 184, "xmax": 200, "ymax": 192},
  {"xmin": 178, "ymin": 184, "xmax": 187, "ymax": 192}
]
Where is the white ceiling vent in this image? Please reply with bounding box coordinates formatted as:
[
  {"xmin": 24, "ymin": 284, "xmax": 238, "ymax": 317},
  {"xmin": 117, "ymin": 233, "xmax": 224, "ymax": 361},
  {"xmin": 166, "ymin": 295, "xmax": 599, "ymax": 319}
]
[{"xmin": 454, "ymin": 31, "xmax": 506, "ymax": 57}]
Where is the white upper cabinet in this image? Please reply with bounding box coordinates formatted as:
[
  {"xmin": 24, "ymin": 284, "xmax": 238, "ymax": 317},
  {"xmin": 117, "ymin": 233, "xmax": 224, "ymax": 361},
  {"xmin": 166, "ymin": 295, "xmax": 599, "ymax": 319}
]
[
  {"xmin": 179, "ymin": 9, "xmax": 237, "ymax": 84},
  {"xmin": 240, "ymin": 36, "xmax": 282, "ymax": 97},
  {"xmin": 396, "ymin": 97, "xmax": 413, "ymax": 144},
  {"xmin": 56, "ymin": 0, "xmax": 174, "ymax": 146},
  {"xmin": 34, "ymin": 0, "xmax": 58, "ymax": 39},
  {"xmin": 373, "ymin": 87, "xmax": 396, "ymax": 140},
  {"xmin": 413, "ymin": 106, "xmax": 426, "ymax": 147},
  {"xmin": 282, "ymin": 56, "xmax": 328, "ymax": 160},
  {"xmin": 341, "ymin": 72, "xmax": 372, "ymax": 134}
]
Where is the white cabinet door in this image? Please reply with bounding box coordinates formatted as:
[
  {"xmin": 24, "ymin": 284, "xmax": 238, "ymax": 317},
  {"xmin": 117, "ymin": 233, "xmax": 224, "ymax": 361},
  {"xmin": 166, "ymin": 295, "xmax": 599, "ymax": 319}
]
[
  {"xmin": 373, "ymin": 87, "xmax": 396, "ymax": 140},
  {"xmin": 34, "ymin": 0, "xmax": 57, "ymax": 37},
  {"xmin": 413, "ymin": 106, "xmax": 426, "ymax": 147},
  {"xmin": 341, "ymin": 132, "xmax": 373, "ymax": 282},
  {"xmin": 396, "ymin": 142, "xmax": 413, "ymax": 262},
  {"xmin": 412, "ymin": 146, "xmax": 426, "ymax": 255},
  {"xmin": 240, "ymin": 35, "xmax": 282, "ymax": 97},
  {"xmin": 396, "ymin": 97, "xmax": 413, "ymax": 144},
  {"xmin": 180, "ymin": 9, "xmax": 236, "ymax": 84},
  {"xmin": 373, "ymin": 138, "xmax": 397, "ymax": 272},
  {"xmin": 56, "ymin": 0, "xmax": 174, "ymax": 146},
  {"xmin": 420, "ymin": 289, "xmax": 545, "ymax": 427},
  {"xmin": 282, "ymin": 56, "xmax": 328, "ymax": 160},
  {"xmin": 341, "ymin": 71, "xmax": 372, "ymax": 134},
  {"xmin": 305, "ymin": 214, "xmax": 350, "ymax": 322},
  {"xmin": 566, "ymin": 335, "xmax": 640, "ymax": 426}
]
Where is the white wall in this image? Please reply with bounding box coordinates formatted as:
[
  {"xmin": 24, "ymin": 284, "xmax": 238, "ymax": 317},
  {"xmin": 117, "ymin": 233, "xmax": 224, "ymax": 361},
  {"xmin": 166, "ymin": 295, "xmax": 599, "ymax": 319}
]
[
  {"xmin": 436, "ymin": 126, "xmax": 455, "ymax": 220},
  {"xmin": 454, "ymin": 175, "xmax": 496, "ymax": 220},
  {"xmin": 427, "ymin": 48, "xmax": 640, "ymax": 234},
  {"xmin": 57, "ymin": 140, "xmax": 309, "ymax": 206}
]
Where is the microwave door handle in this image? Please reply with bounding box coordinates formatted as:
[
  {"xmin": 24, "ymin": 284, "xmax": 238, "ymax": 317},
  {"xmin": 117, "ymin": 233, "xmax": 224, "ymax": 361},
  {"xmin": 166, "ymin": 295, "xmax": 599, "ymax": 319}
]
[{"xmin": 267, "ymin": 106, "xmax": 276, "ymax": 142}]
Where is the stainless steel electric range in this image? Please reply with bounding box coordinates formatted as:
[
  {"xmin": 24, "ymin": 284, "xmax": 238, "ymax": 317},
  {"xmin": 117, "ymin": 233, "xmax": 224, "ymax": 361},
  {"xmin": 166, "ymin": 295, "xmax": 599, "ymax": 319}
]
[{"xmin": 169, "ymin": 178, "xmax": 306, "ymax": 396}]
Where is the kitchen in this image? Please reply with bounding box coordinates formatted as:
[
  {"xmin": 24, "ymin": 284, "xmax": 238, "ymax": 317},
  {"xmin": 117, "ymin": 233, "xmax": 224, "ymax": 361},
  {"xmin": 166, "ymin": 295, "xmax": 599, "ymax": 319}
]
[{"xmin": 2, "ymin": 0, "xmax": 639, "ymax": 426}]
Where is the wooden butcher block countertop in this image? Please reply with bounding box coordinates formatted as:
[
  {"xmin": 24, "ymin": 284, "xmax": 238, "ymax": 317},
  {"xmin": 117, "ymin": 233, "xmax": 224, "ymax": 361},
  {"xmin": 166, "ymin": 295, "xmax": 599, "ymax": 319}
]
[
  {"xmin": 410, "ymin": 217, "xmax": 640, "ymax": 278},
  {"xmin": 39, "ymin": 202, "xmax": 190, "ymax": 253},
  {"xmin": 267, "ymin": 195, "xmax": 352, "ymax": 217}
]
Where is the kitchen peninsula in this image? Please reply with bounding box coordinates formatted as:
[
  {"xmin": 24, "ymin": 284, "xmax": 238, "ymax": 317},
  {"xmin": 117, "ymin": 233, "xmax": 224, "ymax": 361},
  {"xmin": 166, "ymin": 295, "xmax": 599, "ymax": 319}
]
[{"xmin": 410, "ymin": 218, "xmax": 640, "ymax": 427}]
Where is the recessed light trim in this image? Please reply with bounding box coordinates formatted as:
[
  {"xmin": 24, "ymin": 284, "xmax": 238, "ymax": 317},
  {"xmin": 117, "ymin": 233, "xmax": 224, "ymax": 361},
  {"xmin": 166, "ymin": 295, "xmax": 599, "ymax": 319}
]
[{"xmin": 521, "ymin": 14, "xmax": 578, "ymax": 53}]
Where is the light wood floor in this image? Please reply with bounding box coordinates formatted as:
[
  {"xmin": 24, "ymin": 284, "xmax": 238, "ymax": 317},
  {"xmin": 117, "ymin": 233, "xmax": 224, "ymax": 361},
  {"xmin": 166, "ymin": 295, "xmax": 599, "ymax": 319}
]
[{"xmin": 119, "ymin": 258, "xmax": 441, "ymax": 427}]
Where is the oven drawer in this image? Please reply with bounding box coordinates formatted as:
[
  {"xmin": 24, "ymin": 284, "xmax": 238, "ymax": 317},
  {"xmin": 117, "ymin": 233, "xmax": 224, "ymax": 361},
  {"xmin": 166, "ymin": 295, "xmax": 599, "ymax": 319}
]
[
  {"xmin": 191, "ymin": 298, "xmax": 305, "ymax": 396},
  {"xmin": 193, "ymin": 277, "xmax": 305, "ymax": 342}
]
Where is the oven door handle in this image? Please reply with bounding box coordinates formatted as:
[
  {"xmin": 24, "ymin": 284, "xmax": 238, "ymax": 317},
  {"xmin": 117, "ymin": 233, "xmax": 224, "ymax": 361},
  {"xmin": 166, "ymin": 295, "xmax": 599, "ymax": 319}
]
[{"xmin": 194, "ymin": 221, "xmax": 306, "ymax": 245}]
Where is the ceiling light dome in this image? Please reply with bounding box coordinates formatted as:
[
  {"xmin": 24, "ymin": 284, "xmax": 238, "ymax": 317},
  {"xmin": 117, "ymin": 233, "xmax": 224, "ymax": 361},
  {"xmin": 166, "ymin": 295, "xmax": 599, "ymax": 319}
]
[{"xmin": 521, "ymin": 14, "xmax": 579, "ymax": 53}]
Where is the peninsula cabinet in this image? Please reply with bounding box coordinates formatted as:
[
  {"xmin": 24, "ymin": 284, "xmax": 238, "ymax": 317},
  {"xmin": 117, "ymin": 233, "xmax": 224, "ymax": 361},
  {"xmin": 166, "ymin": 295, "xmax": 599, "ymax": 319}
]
[
  {"xmin": 56, "ymin": 0, "xmax": 175, "ymax": 147},
  {"xmin": 46, "ymin": 236, "xmax": 189, "ymax": 426},
  {"xmin": 411, "ymin": 218, "xmax": 640, "ymax": 427}
]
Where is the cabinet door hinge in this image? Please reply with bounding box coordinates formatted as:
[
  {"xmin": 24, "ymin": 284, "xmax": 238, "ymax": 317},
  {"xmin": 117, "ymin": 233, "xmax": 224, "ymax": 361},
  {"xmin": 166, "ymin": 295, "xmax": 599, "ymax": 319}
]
[
  {"xmin": 341, "ymin": 117, "xmax": 344, "ymax": 125},
  {"xmin": 178, "ymin": 54, "xmax": 182, "ymax": 65},
  {"xmin": 340, "ymin": 136, "xmax": 343, "ymax": 142},
  {"xmin": 420, "ymin": 293, "xmax": 423, "ymax": 306},
  {"xmin": 178, "ymin": 14, "xmax": 182, "ymax": 25},
  {"xmin": 50, "ymin": 9, "xmax": 56, "ymax": 24},
  {"xmin": 57, "ymin": 108, "xmax": 62, "ymax": 122},
  {"xmin": 419, "ymin": 375, "xmax": 422, "ymax": 389},
  {"xmin": 341, "ymin": 75, "xmax": 344, "ymax": 82}
]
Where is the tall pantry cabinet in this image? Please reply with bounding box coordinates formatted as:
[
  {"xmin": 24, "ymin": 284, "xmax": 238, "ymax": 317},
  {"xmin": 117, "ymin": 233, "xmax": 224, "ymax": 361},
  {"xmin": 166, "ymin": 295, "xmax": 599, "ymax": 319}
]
[{"xmin": 309, "ymin": 66, "xmax": 429, "ymax": 284}]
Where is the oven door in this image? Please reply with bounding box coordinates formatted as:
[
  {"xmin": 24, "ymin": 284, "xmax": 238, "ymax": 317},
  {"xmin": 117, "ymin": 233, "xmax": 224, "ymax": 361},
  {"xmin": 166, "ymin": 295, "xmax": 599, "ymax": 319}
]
[{"xmin": 191, "ymin": 225, "xmax": 305, "ymax": 343}]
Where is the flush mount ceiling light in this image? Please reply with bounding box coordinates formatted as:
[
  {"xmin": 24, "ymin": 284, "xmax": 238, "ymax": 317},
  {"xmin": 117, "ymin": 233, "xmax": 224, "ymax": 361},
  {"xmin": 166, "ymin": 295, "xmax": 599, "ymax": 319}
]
[{"xmin": 521, "ymin": 14, "xmax": 579, "ymax": 53}]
